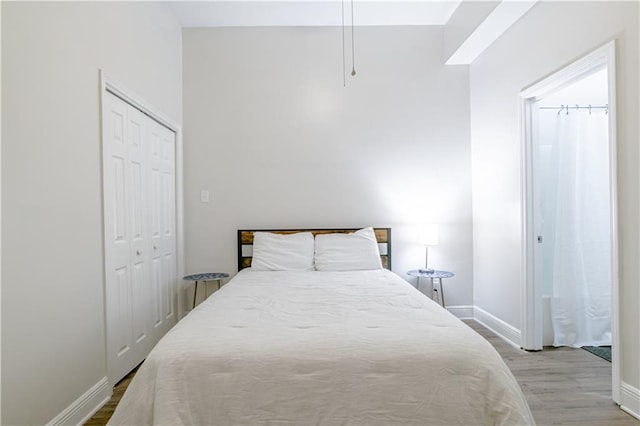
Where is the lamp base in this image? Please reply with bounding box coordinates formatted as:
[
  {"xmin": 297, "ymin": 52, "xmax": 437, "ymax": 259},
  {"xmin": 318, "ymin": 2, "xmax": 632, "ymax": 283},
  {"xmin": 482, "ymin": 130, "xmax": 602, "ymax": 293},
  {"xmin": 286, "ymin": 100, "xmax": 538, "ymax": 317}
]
[{"xmin": 421, "ymin": 246, "xmax": 434, "ymax": 275}]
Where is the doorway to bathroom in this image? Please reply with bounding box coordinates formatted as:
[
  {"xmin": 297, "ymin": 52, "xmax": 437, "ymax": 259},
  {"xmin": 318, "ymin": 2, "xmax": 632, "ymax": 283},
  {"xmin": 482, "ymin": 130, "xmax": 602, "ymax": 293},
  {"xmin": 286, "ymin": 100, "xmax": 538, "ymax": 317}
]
[{"xmin": 520, "ymin": 41, "xmax": 619, "ymax": 400}]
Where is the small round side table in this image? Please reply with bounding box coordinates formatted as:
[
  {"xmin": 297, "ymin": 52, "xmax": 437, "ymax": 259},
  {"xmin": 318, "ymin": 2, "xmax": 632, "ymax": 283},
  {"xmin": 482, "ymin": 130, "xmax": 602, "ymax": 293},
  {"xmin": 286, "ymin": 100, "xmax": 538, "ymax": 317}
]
[
  {"xmin": 183, "ymin": 272, "xmax": 229, "ymax": 309},
  {"xmin": 406, "ymin": 269, "xmax": 454, "ymax": 307}
]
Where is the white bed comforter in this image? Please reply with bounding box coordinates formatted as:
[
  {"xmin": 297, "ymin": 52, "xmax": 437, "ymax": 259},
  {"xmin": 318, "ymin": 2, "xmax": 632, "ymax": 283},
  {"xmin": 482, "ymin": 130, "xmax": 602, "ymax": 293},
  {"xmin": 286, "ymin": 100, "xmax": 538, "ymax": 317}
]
[{"xmin": 109, "ymin": 269, "xmax": 534, "ymax": 425}]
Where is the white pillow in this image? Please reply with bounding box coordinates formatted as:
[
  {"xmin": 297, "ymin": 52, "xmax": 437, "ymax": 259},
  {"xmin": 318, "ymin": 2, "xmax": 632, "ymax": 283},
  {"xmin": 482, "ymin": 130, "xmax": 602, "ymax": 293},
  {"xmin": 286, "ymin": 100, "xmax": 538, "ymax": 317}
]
[
  {"xmin": 314, "ymin": 227, "xmax": 383, "ymax": 271},
  {"xmin": 251, "ymin": 231, "xmax": 315, "ymax": 271}
]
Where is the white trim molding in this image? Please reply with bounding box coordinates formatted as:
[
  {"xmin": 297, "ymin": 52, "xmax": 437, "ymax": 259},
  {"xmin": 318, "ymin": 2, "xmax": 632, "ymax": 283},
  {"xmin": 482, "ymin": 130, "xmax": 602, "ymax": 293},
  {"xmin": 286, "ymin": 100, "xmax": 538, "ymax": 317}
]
[
  {"xmin": 47, "ymin": 378, "xmax": 111, "ymax": 426},
  {"xmin": 473, "ymin": 306, "xmax": 522, "ymax": 349},
  {"xmin": 99, "ymin": 69, "xmax": 185, "ymax": 321},
  {"xmin": 518, "ymin": 40, "xmax": 620, "ymax": 401},
  {"xmin": 446, "ymin": 305, "xmax": 474, "ymax": 319},
  {"xmin": 620, "ymin": 382, "xmax": 640, "ymax": 420}
]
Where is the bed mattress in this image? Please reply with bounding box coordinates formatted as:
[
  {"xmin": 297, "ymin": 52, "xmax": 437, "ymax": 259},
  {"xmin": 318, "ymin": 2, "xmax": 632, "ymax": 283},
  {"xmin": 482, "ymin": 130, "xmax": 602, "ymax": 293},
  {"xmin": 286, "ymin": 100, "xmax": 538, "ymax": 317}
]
[{"xmin": 108, "ymin": 269, "xmax": 534, "ymax": 425}]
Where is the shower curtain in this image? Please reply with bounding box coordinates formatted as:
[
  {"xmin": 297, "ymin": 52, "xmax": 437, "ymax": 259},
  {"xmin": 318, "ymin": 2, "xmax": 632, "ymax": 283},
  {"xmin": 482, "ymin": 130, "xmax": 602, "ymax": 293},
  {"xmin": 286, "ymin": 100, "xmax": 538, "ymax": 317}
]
[{"xmin": 546, "ymin": 109, "xmax": 612, "ymax": 348}]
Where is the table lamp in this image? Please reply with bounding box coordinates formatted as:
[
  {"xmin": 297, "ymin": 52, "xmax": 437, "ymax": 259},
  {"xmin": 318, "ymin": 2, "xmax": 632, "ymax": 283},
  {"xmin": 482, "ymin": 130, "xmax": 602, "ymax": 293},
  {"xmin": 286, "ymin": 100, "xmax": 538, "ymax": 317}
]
[{"xmin": 418, "ymin": 224, "xmax": 439, "ymax": 273}]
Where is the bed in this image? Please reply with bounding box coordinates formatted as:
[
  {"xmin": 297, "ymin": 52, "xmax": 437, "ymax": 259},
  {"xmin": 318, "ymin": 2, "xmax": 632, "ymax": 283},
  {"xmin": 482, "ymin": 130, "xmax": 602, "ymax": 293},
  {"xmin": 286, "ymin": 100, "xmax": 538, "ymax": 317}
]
[{"xmin": 108, "ymin": 228, "xmax": 534, "ymax": 425}]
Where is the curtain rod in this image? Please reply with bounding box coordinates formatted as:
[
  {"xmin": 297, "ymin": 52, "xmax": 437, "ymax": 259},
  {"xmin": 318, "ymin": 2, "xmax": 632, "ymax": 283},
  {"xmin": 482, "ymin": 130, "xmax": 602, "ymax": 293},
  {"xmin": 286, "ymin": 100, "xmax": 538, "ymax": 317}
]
[
  {"xmin": 539, "ymin": 104, "xmax": 608, "ymax": 115},
  {"xmin": 539, "ymin": 104, "xmax": 608, "ymax": 109}
]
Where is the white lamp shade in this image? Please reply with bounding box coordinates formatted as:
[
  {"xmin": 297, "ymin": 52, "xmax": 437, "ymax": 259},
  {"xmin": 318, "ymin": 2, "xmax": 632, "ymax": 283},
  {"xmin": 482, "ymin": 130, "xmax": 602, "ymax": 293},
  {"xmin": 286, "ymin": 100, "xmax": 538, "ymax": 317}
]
[{"xmin": 418, "ymin": 224, "xmax": 439, "ymax": 246}]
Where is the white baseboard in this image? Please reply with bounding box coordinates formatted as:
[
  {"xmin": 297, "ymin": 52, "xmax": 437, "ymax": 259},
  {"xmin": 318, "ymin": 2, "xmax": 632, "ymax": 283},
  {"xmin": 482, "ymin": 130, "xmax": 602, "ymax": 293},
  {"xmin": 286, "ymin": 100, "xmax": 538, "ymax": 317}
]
[
  {"xmin": 473, "ymin": 306, "xmax": 522, "ymax": 348},
  {"xmin": 446, "ymin": 305, "xmax": 474, "ymax": 319},
  {"xmin": 47, "ymin": 377, "xmax": 111, "ymax": 426},
  {"xmin": 620, "ymin": 381, "xmax": 640, "ymax": 420}
]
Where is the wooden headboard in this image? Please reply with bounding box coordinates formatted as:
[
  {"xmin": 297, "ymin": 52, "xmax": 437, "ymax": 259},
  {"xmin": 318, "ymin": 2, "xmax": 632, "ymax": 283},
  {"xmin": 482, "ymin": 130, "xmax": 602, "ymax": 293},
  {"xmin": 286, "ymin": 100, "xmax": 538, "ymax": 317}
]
[{"xmin": 237, "ymin": 228, "xmax": 392, "ymax": 271}]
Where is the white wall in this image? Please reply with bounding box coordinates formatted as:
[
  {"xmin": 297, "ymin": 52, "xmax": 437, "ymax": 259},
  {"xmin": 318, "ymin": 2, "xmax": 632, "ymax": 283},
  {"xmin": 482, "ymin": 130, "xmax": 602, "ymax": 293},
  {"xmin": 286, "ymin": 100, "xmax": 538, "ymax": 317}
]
[
  {"xmin": 182, "ymin": 26, "xmax": 473, "ymax": 307},
  {"xmin": 470, "ymin": 0, "xmax": 639, "ymax": 390},
  {"xmin": 1, "ymin": 2, "xmax": 182, "ymax": 424}
]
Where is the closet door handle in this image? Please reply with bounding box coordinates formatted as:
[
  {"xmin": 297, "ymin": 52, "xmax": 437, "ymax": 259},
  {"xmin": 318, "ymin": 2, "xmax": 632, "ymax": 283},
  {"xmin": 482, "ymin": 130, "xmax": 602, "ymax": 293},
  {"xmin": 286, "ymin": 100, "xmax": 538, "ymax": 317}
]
[{"xmin": 136, "ymin": 249, "xmax": 141, "ymax": 256}]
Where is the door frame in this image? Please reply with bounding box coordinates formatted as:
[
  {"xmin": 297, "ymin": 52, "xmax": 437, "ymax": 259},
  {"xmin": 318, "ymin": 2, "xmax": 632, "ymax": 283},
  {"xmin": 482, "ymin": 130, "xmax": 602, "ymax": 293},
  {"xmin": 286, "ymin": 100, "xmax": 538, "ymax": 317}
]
[
  {"xmin": 519, "ymin": 40, "xmax": 619, "ymax": 402},
  {"xmin": 99, "ymin": 70, "xmax": 185, "ymax": 381}
]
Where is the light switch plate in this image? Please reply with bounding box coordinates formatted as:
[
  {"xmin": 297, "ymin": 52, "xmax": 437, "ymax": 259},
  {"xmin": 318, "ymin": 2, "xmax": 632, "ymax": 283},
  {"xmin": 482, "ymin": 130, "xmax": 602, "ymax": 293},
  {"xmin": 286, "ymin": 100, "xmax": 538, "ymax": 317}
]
[{"xmin": 200, "ymin": 190, "xmax": 210, "ymax": 203}]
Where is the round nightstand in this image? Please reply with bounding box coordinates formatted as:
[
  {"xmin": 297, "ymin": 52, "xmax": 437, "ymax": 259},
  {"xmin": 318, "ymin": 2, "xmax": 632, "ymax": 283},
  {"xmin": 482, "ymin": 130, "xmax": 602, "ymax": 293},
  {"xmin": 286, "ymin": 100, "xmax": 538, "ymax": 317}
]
[
  {"xmin": 406, "ymin": 269, "xmax": 454, "ymax": 307},
  {"xmin": 183, "ymin": 272, "xmax": 229, "ymax": 308}
]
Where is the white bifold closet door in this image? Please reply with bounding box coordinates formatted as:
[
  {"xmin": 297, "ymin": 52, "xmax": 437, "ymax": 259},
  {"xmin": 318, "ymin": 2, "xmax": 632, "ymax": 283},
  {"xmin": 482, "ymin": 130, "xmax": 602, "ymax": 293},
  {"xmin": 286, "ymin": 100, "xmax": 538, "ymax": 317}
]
[{"xmin": 103, "ymin": 91, "xmax": 177, "ymax": 385}]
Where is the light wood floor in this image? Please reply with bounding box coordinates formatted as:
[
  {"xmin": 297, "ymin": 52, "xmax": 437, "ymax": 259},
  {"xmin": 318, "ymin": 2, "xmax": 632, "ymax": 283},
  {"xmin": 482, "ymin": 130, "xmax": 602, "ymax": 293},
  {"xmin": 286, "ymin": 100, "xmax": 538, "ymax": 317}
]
[
  {"xmin": 85, "ymin": 321, "xmax": 639, "ymax": 425},
  {"xmin": 465, "ymin": 320, "xmax": 638, "ymax": 426}
]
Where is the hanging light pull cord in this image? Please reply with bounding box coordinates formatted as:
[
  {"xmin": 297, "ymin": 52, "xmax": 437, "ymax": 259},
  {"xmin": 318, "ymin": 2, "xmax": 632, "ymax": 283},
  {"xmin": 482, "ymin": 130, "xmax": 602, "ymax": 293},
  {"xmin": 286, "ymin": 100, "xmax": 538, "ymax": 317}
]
[{"xmin": 350, "ymin": 0, "xmax": 356, "ymax": 76}]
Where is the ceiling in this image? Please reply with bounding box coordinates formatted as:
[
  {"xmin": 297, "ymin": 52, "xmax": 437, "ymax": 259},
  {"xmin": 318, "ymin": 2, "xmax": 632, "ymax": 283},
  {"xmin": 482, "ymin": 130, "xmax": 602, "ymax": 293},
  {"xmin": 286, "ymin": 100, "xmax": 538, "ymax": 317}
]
[{"xmin": 166, "ymin": 1, "xmax": 463, "ymax": 27}]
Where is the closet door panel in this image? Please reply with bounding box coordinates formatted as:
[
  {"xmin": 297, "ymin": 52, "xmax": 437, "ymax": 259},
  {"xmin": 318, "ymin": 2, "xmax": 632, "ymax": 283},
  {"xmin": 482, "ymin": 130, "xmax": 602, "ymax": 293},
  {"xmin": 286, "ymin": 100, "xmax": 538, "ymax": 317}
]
[
  {"xmin": 126, "ymin": 105, "xmax": 153, "ymax": 360},
  {"xmin": 112, "ymin": 267, "xmax": 132, "ymax": 357},
  {"xmin": 148, "ymin": 124, "xmax": 165, "ymax": 338},
  {"xmin": 161, "ymin": 127, "xmax": 176, "ymax": 328},
  {"xmin": 104, "ymin": 93, "xmax": 135, "ymax": 384},
  {"xmin": 112, "ymin": 158, "xmax": 127, "ymax": 247},
  {"xmin": 127, "ymin": 105, "xmax": 147, "ymax": 266},
  {"xmin": 150, "ymin": 121, "xmax": 177, "ymax": 334},
  {"xmin": 104, "ymin": 90, "xmax": 178, "ymax": 384},
  {"xmin": 149, "ymin": 165, "xmax": 163, "ymax": 332},
  {"xmin": 131, "ymin": 262, "xmax": 147, "ymax": 343},
  {"xmin": 151, "ymin": 256, "xmax": 163, "ymax": 329}
]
